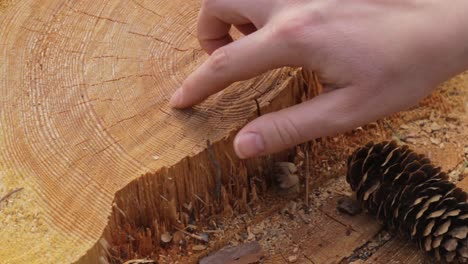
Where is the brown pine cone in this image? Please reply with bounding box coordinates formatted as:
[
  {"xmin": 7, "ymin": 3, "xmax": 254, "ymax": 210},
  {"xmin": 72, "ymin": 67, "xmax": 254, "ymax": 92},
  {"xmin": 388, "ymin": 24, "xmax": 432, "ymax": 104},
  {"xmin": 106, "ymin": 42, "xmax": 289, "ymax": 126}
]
[{"xmin": 347, "ymin": 141, "xmax": 468, "ymax": 263}]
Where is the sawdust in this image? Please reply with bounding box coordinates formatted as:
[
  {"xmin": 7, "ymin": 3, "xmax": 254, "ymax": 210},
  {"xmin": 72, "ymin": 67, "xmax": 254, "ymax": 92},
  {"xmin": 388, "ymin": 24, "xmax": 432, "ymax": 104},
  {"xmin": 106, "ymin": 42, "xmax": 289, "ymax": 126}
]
[
  {"xmin": 0, "ymin": 0, "xmax": 12, "ymax": 11},
  {"xmin": 0, "ymin": 173, "xmax": 93, "ymax": 263},
  {"xmin": 0, "ymin": 138, "xmax": 91, "ymax": 263}
]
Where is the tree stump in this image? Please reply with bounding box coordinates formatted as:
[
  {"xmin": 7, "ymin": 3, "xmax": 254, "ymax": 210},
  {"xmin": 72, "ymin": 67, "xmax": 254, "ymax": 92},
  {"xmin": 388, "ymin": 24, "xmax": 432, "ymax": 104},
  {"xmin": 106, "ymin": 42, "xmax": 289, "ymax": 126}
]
[{"xmin": 0, "ymin": 1, "xmax": 320, "ymax": 263}]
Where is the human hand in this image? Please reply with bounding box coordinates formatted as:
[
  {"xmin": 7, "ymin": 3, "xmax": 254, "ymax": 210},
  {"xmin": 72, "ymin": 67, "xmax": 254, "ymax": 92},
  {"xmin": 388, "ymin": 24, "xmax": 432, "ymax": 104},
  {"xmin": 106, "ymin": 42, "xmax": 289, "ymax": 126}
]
[{"xmin": 170, "ymin": 0, "xmax": 468, "ymax": 159}]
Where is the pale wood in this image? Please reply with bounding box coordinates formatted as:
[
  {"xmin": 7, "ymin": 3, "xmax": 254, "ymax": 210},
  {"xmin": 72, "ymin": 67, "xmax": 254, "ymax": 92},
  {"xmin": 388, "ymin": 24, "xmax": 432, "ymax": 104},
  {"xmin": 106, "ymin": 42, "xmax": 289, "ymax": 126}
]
[{"xmin": 0, "ymin": 1, "xmax": 320, "ymax": 263}]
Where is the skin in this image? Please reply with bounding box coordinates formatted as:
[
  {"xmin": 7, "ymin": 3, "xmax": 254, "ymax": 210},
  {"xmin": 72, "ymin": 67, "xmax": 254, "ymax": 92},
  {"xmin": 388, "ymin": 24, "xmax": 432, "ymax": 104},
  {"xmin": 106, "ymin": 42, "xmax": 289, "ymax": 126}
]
[{"xmin": 170, "ymin": 0, "xmax": 468, "ymax": 159}]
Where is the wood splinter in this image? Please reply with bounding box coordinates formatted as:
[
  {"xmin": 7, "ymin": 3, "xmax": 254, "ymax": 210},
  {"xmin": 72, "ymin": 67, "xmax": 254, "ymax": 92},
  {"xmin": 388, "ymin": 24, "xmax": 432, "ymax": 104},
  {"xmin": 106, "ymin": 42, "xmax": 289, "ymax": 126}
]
[
  {"xmin": 207, "ymin": 139, "xmax": 222, "ymax": 201},
  {"xmin": 0, "ymin": 187, "xmax": 24, "ymax": 205}
]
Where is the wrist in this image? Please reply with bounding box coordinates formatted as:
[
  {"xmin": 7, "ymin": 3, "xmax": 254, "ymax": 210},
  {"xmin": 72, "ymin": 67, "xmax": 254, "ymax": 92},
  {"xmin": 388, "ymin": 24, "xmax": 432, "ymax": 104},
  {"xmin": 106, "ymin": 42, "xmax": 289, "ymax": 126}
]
[{"xmin": 428, "ymin": 1, "xmax": 468, "ymax": 73}]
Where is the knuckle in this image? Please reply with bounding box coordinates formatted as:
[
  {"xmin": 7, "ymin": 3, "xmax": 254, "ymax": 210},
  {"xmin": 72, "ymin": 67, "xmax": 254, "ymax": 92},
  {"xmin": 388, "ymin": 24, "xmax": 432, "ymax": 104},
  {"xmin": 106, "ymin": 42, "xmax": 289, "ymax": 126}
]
[
  {"xmin": 208, "ymin": 48, "xmax": 230, "ymax": 73},
  {"xmin": 273, "ymin": 17, "xmax": 307, "ymax": 41},
  {"xmin": 270, "ymin": 115, "xmax": 302, "ymax": 148},
  {"xmin": 271, "ymin": 10, "xmax": 324, "ymax": 48}
]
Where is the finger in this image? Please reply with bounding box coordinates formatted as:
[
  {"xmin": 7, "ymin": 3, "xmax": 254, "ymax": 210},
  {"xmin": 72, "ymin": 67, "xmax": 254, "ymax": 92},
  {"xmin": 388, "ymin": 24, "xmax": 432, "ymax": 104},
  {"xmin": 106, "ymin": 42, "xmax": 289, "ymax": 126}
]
[
  {"xmin": 233, "ymin": 86, "xmax": 413, "ymax": 159},
  {"xmin": 170, "ymin": 27, "xmax": 295, "ymax": 109},
  {"xmin": 235, "ymin": 23, "xmax": 257, "ymax": 36},
  {"xmin": 198, "ymin": 0, "xmax": 274, "ymax": 54}
]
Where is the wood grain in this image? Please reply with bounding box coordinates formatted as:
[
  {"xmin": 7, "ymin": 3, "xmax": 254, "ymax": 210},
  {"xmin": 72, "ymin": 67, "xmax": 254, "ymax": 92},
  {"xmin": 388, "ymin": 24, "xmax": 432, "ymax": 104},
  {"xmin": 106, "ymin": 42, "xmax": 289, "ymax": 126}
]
[{"xmin": 0, "ymin": 1, "xmax": 317, "ymax": 263}]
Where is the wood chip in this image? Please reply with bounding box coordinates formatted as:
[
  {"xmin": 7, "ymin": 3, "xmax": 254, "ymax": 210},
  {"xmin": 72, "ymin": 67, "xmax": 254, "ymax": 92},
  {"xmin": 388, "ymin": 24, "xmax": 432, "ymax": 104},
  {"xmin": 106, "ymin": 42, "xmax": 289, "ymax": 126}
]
[
  {"xmin": 192, "ymin": 245, "xmax": 207, "ymax": 251},
  {"xmin": 430, "ymin": 137, "xmax": 441, "ymax": 145},
  {"xmin": 200, "ymin": 241, "xmax": 264, "ymax": 264},
  {"xmin": 123, "ymin": 259, "xmax": 157, "ymax": 264},
  {"xmin": 173, "ymin": 231, "xmax": 185, "ymax": 245},
  {"xmin": 288, "ymin": 255, "xmax": 298, "ymax": 263}
]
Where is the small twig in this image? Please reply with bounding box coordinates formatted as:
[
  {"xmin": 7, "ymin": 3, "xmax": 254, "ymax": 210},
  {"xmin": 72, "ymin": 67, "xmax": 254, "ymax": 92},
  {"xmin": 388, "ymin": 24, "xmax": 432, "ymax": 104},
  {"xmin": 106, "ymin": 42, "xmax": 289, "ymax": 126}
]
[
  {"xmin": 302, "ymin": 253, "xmax": 317, "ymax": 264},
  {"xmin": 207, "ymin": 140, "xmax": 222, "ymax": 201},
  {"xmin": 173, "ymin": 226, "xmax": 208, "ymax": 242},
  {"xmin": 202, "ymin": 229, "xmax": 224, "ymax": 234},
  {"xmin": 254, "ymin": 98, "xmax": 261, "ymax": 117},
  {"xmin": 0, "ymin": 187, "xmax": 24, "ymax": 205},
  {"xmin": 383, "ymin": 120, "xmax": 403, "ymax": 144},
  {"xmin": 317, "ymin": 207, "xmax": 358, "ymax": 233},
  {"xmin": 112, "ymin": 203, "xmax": 127, "ymax": 218},
  {"xmin": 159, "ymin": 195, "xmax": 169, "ymax": 202},
  {"xmin": 193, "ymin": 194, "xmax": 208, "ymax": 206},
  {"xmin": 304, "ymin": 143, "xmax": 310, "ymax": 207},
  {"xmin": 122, "ymin": 258, "xmax": 156, "ymax": 264}
]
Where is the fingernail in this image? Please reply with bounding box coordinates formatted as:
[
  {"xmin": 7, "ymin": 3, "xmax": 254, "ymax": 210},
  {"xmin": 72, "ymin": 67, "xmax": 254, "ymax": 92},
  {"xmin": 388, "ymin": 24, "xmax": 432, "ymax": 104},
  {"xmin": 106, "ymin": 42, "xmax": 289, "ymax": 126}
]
[
  {"xmin": 234, "ymin": 132, "xmax": 265, "ymax": 159},
  {"xmin": 169, "ymin": 88, "xmax": 182, "ymax": 107}
]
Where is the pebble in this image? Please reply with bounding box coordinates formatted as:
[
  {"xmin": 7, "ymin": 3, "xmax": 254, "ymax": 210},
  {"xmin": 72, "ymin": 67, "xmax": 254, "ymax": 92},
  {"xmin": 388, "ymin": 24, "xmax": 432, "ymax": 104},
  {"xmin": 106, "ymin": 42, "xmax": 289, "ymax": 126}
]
[
  {"xmin": 337, "ymin": 196, "xmax": 362, "ymax": 216},
  {"xmin": 430, "ymin": 137, "xmax": 441, "ymax": 145},
  {"xmin": 431, "ymin": 123, "xmax": 442, "ymax": 131},
  {"xmin": 192, "ymin": 245, "xmax": 207, "ymax": 251},
  {"xmin": 288, "ymin": 255, "xmax": 298, "ymax": 263}
]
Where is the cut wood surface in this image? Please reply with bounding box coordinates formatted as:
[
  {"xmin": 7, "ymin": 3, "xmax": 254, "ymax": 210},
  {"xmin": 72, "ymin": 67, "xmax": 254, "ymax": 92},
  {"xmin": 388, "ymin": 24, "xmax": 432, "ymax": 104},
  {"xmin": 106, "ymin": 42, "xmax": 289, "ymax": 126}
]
[
  {"xmin": 0, "ymin": 1, "xmax": 318, "ymax": 263},
  {"xmin": 0, "ymin": 1, "xmax": 466, "ymax": 264}
]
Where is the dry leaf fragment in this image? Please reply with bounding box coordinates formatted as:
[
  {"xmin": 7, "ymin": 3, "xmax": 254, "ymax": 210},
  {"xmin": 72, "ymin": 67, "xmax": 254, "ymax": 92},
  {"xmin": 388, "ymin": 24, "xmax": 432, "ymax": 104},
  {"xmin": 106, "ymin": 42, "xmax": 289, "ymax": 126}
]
[
  {"xmin": 192, "ymin": 244, "xmax": 207, "ymax": 251},
  {"xmin": 430, "ymin": 123, "xmax": 442, "ymax": 131},
  {"xmin": 161, "ymin": 232, "xmax": 172, "ymax": 244}
]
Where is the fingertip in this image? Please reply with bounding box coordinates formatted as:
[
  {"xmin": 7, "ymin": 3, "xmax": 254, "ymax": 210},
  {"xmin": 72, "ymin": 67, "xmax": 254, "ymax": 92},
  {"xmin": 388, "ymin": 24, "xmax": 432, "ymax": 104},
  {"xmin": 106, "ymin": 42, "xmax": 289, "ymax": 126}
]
[
  {"xmin": 169, "ymin": 88, "xmax": 183, "ymax": 108},
  {"xmin": 234, "ymin": 131, "xmax": 265, "ymax": 159}
]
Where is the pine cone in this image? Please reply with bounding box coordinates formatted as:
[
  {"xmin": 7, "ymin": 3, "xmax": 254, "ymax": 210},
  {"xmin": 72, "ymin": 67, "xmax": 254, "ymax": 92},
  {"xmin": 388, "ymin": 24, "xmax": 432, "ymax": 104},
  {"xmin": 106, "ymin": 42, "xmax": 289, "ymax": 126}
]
[{"xmin": 346, "ymin": 141, "xmax": 468, "ymax": 263}]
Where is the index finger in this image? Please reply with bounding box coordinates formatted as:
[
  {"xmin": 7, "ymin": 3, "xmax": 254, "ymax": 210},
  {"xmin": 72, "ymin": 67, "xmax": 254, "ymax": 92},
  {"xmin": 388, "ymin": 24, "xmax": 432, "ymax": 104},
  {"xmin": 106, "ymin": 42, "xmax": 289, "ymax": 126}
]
[
  {"xmin": 197, "ymin": 0, "xmax": 273, "ymax": 54},
  {"xmin": 170, "ymin": 27, "xmax": 295, "ymax": 108}
]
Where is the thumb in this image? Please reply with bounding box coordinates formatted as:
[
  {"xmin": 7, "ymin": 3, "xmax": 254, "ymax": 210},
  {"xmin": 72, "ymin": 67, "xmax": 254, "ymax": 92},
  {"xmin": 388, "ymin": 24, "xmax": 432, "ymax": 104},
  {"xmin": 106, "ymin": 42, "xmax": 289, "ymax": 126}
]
[{"xmin": 233, "ymin": 86, "xmax": 391, "ymax": 159}]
